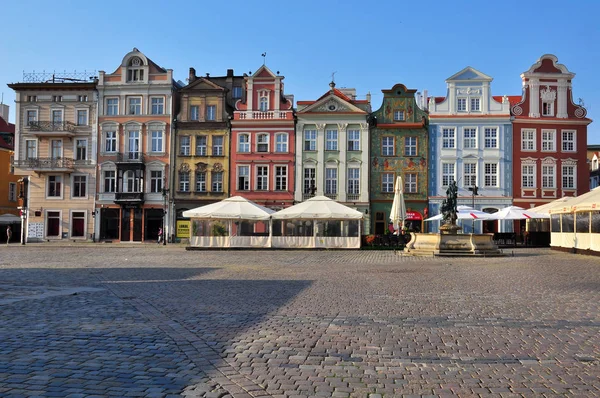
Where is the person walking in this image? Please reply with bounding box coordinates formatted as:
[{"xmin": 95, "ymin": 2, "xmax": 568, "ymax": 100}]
[
  {"xmin": 157, "ymin": 227, "xmax": 163, "ymax": 244},
  {"xmin": 6, "ymin": 225, "xmax": 12, "ymax": 245}
]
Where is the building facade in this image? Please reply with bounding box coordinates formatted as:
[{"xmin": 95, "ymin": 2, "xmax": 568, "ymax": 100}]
[
  {"xmin": 0, "ymin": 104, "xmax": 18, "ymax": 218},
  {"xmin": 9, "ymin": 75, "xmax": 97, "ymax": 242},
  {"xmin": 96, "ymin": 48, "xmax": 176, "ymax": 243},
  {"xmin": 295, "ymin": 82, "xmax": 371, "ymax": 231},
  {"xmin": 230, "ymin": 65, "xmax": 295, "ymax": 209},
  {"xmin": 428, "ymin": 67, "xmax": 513, "ymax": 233},
  {"xmin": 370, "ymin": 84, "xmax": 429, "ymax": 235},
  {"xmin": 512, "ymin": 54, "xmax": 591, "ymax": 210}
]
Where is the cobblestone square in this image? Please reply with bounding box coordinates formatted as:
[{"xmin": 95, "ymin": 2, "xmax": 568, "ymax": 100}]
[{"xmin": 0, "ymin": 246, "xmax": 598, "ymax": 397}]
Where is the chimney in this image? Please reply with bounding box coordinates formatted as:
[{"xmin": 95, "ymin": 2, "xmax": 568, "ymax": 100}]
[
  {"xmin": 227, "ymin": 69, "xmax": 234, "ymax": 77},
  {"xmin": 189, "ymin": 67, "xmax": 196, "ymax": 83},
  {"xmin": 0, "ymin": 104, "xmax": 8, "ymax": 122},
  {"xmin": 366, "ymin": 91, "xmax": 371, "ymax": 103},
  {"xmin": 423, "ymin": 89, "xmax": 428, "ymax": 109}
]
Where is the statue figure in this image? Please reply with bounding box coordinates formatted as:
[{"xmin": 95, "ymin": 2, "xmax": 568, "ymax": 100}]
[{"xmin": 440, "ymin": 180, "xmax": 458, "ymax": 226}]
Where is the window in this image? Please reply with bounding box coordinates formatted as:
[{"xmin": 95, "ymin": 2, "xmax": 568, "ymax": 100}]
[
  {"xmin": 180, "ymin": 136, "xmax": 191, "ymax": 156},
  {"xmin": 25, "ymin": 139, "xmax": 37, "ymax": 159},
  {"xmin": 382, "ymin": 136, "xmax": 395, "ymax": 156},
  {"xmin": 405, "ymin": 173, "xmax": 417, "ymax": 193},
  {"xmin": 259, "ymin": 96, "xmax": 268, "ymax": 112},
  {"xmin": 206, "ymin": 105, "xmax": 216, "ymax": 121},
  {"xmin": 238, "ymin": 166, "xmax": 249, "ymax": 190},
  {"xmin": 393, "ymin": 110, "xmax": 404, "ymax": 121},
  {"xmin": 304, "ymin": 130, "xmax": 316, "ymax": 151},
  {"xmin": 151, "ymin": 97, "xmax": 164, "ymax": 115},
  {"xmin": 238, "ymin": 134, "xmax": 250, "ymax": 152},
  {"xmin": 105, "ymin": 131, "xmax": 117, "ymax": 153},
  {"xmin": 522, "ymin": 165, "xmax": 535, "ymax": 188},
  {"xmin": 77, "ymin": 110, "xmax": 87, "ymax": 126},
  {"xmin": 212, "ymin": 172, "xmax": 223, "ymax": 192},
  {"xmin": 179, "ymin": 171, "xmax": 190, "ymax": 192},
  {"xmin": 26, "ymin": 110, "xmax": 37, "ymax": 125},
  {"xmin": 106, "ymin": 98, "xmax": 119, "ymax": 116},
  {"xmin": 457, "ymin": 98, "xmax": 466, "ymax": 112},
  {"xmin": 484, "ymin": 128, "xmax": 497, "ymax": 148},
  {"xmin": 325, "ymin": 168, "xmax": 337, "ymax": 195},
  {"xmin": 463, "ymin": 128, "xmax": 477, "ymax": 149},
  {"xmin": 256, "ymin": 133, "xmax": 269, "ymax": 152},
  {"xmin": 128, "ymin": 97, "xmax": 141, "ymax": 115},
  {"xmin": 47, "ymin": 211, "xmax": 60, "ymax": 237},
  {"xmin": 71, "ymin": 211, "xmax": 85, "ymax": 238},
  {"xmin": 196, "ymin": 136, "xmax": 207, "ymax": 156},
  {"xmin": 8, "ymin": 182, "xmax": 16, "ymax": 202},
  {"xmin": 232, "ymin": 86, "xmax": 242, "ymax": 99},
  {"xmin": 347, "ymin": 168, "xmax": 360, "ymax": 194},
  {"xmin": 464, "ymin": 163, "xmax": 477, "ymax": 187},
  {"xmin": 150, "ymin": 170, "xmax": 163, "ymax": 193},
  {"xmin": 542, "ymin": 101, "xmax": 554, "ymax": 116},
  {"xmin": 542, "ymin": 165, "xmax": 555, "ymax": 188},
  {"xmin": 562, "ymin": 165, "xmax": 575, "ymax": 189},
  {"xmin": 541, "ymin": 130, "xmax": 555, "ymax": 151},
  {"xmin": 104, "ymin": 170, "xmax": 116, "ymax": 192},
  {"xmin": 48, "ymin": 175, "xmax": 62, "ymax": 197},
  {"xmin": 256, "ymin": 166, "xmax": 268, "ymax": 190},
  {"xmin": 190, "ymin": 105, "xmax": 199, "ymax": 121},
  {"xmin": 78, "ymin": 95, "xmax": 88, "ymax": 102},
  {"xmin": 151, "ymin": 130, "xmax": 163, "ymax": 153},
  {"xmin": 484, "ymin": 163, "xmax": 497, "ymax": 187},
  {"xmin": 123, "ymin": 170, "xmax": 139, "ymax": 193},
  {"xmin": 325, "ymin": 129, "xmax": 338, "ymax": 151},
  {"xmin": 442, "ymin": 163, "xmax": 455, "ymax": 186},
  {"xmin": 442, "ymin": 128, "xmax": 455, "ymax": 148},
  {"xmin": 521, "ymin": 129, "xmax": 535, "ymax": 151},
  {"xmin": 52, "ymin": 110, "xmax": 63, "ymax": 124},
  {"xmin": 404, "ymin": 137, "xmax": 417, "ymax": 156},
  {"xmin": 304, "ymin": 168, "xmax": 316, "ymax": 194},
  {"xmin": 127, "ymin": 63, "xmax": 144, "ymax": 81},
  {"xmin": 75, "ymin": 139, "xmax": 87, "ymax": 161},
  {"xmin": 27, "ymin": 95, "xmax": 37, "ymax": 102},
  {"xmin": 127, "ymin": 131, "xmax": 140, "ymax": 159},
  {"xmin": 196, "ymin": 172, "xmax": 206, "ymax": 192},
  {"xmin": 53, "ymin": 95, "xmax": 62, "ymax": 102},
  {"xmin": 562, "ymin": 131, "xmax": 576, "ymax": 152},
  {"xmin": 212, "ymin": 136, "xmax": 223, "ymax": 156},
  {"xmin": 72, "ymin": 175, "xmax": 87, "ymax": 198},
  {"xmin": 348, "ymin": 130, "xmax": 360, "ymax": 151},
  {"xmin": 470, "ymin": 98, "xmax": 480, "ymax": 112},
  {"xmin": 275, "ymin": 166, "xmax": 287, "ymax": 191},
  {"xmin": 382, "ymin": 173, "xmax": 394, "ymax": 193},
  {"xmin": 50, "ymin": 139, "xmax": 62, "ymax": 158},
  {"xmin": 275, "ymin": 133, "xmax": 288, "ymax": 153}
]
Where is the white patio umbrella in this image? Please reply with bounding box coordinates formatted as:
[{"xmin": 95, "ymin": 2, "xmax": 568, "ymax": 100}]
[
  {"xmin": 389, "ymin": 176, "xmax": 407, "ymax": 232},
  {"xmin": 494, "ymin": 206, "xmax": 549, "ymax": 220},
  {"xmin": 424, "ymin": 205, "xmax": 497, "ymax": 221}
]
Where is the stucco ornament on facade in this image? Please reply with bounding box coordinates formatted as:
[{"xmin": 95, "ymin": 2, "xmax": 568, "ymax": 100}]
[
  {"xmin": 540, "ymin": 85, "xmax": 556, "ymax": 102},
  {"xmin": 213, "ymin": 163, "xmax": 223, "ymax": 172}
]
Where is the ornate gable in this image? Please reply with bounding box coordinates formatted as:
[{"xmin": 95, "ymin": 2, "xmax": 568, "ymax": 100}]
[
  {"xmin": 446, "ymin": 67, "xmax": 492, "ymax": 82},
  {"xmin": 299, "ymin": 92, "xmax": 366, "ymax": 114},
  {"xmin": 181, "ymin": 77, "xmax": 225, "ymax": 92}
]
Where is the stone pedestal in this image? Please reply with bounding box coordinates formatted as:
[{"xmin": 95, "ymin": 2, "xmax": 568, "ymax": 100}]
[{"xmin": 404, "ymin": 232, "xmax": 504, "ymax": 257}]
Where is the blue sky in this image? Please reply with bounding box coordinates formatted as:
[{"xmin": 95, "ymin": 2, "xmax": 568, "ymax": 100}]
[{"xmin": 2, "ymin": 0, "xmax": 599, "ymax": 141}]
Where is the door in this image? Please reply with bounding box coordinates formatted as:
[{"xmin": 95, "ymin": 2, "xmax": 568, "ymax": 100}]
[
  {"xmin": 374, "ymin": 211, "xmax": 385, "ymax": 235},
  {"xmin": 133, "ymin": 208, "xmax": 143, "ymax": 242},
  {"xmin": 100, "ymin": 208, "xmax": 120, "ymax": 240},
  {"xmin": 145, "ymin": 209, "xmax": 163, "ymax": 242},
  {"xmin": 121, "ymin": 208, "xmax": 131, "ymax": 242}
]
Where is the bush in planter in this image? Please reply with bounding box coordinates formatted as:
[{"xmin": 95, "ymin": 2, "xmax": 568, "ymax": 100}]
[{"xmin": 211, "ymin": 221, "xmax": 227, "ymax": 237}]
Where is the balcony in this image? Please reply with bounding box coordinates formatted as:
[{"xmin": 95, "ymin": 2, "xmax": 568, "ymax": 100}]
[
  {"xmin": 13, "ymin": 157, "xmax": 74, "ymax": 173},
  {"xmin": 346, "ymin": 193, "xmax": 360, "ymax": 201},
  {"xmin": 27, "ymin": 121, "xmax": 76, "ymax": 137},
  {"xmin": 114, "ymin": 192, "xmax": 145, "ymax": 205},
  {"xmin": 237, "ymin": 111, "xmax": 291, "ymax": 120},
  {"xmin": 116, "ymin": 152, "xmax": 145, "ymax": 163}
]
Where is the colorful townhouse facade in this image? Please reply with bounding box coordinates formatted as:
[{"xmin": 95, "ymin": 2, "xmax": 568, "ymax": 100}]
[
  {"xmin": 511, "ymin": 54, "xmax": 591, "ymax": 211},
  {"xmin": 369, "ymin": 84, "xmax": 429, "ymax": 235},
  {"xmin": 295, "ymin": 82, "xmax": 371, "ymax": 231},
  {"xmin": 230, "ymin": 65, "xmax": 295, "ymax": 210},
  {"xmin": 96, "ymin": 48, "xmax": 176, "ymax": 243},
  {"xmin": 9, "ymin": 75, "xmax": 98, "ymax": 242},
  {"xmin": 428, "ymin": 67, "xmax": 513, "ymax": 233},
  {"xmin": 0, "ymin": 104, "xmax": 18, "ymax": 218}
]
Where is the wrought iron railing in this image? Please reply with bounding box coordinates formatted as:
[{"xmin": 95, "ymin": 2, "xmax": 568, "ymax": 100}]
[
  {"xmin": 116, "ymin": 152, "xmax": 145, "ymax": 163},
  {"xmin": 28, "ymin": 121, "xmax": 76, "ymax": 132},
  {"xmin": 115, "ymin": 192, "xmax": 144, "ymax": 201},
  {"xmin": 13, "ymin": 157, "xmax": 74, "ymax": 169}
]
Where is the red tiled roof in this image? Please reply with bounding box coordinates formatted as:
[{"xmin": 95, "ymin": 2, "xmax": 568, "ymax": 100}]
[
  {"xmin": 426, "ymin": 96, "xmax": 446, "ymax": 104},
  {"xmin": 492, "ymin": 95, "xmax": 522, "ymax": 106}
]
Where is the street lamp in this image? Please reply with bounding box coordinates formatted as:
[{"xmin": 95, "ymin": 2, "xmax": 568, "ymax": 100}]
[
  {"xmin": 161, "ymin": 187, "xmax": 170, "ymax": 245},
  {"xmin": 468, "ymin": 185, "xmax": 479, "ymax": 232}
]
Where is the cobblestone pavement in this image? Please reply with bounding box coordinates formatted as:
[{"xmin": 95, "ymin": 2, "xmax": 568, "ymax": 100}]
[{"xmin": 0, "ymin": 246, "xmax": 599, "ymax": 397}]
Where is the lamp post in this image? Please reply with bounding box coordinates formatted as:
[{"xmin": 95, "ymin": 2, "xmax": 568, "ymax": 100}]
[
  {"xmin": 161, "ymin": 188, "xmax": 169, "ymax": 245},
  {"xmin": 468, "ymin": 185, "xmax": 479, "ymax": 232}
]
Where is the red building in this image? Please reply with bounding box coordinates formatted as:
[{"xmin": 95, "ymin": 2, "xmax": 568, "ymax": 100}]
[
  {"xmin": 512, "ymin": 54, "xmax": 592, "ymax": 209},
  {"xmin": 230, "ymin": 66, "xmax": 295, "ymax": 209}
]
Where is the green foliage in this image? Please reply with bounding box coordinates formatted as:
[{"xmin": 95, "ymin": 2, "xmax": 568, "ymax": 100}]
[{"xmin": 211, "ymin": 221, "xmax": 227, "ymax": 237}]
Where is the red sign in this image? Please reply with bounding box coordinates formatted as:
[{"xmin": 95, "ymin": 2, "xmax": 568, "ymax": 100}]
[{"xmin": 405, "ymin": 211, "xmax": 422, "ymax": 220}]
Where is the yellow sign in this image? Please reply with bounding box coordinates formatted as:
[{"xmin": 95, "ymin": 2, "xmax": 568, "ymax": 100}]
[{"xmin": 176, "ymin": 220, "xmax": 190, "ymax": 238}]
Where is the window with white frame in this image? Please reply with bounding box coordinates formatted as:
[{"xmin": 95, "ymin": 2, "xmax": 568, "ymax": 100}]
[
  {"xmin": 442, "ymin": 128, "xmax": 455, "ymax": 148},
  {"xmin": 442, "ymin": 163, "xmax": 455, "ymax": 186},
  {"xmin": 104, "ymin": 170, "xmax": 116, "ymax": 192},
  {"xmin": 123, "ymin": 170, "xmax": 140, "ymax": 193},
  {"xmin": 405, "ymin": 173, "xmax": 417, "ymax": 193},
  {"xmin": 542, "ymin": 165, "xmax": 555, "ymax": 188},
  {"xmin": 50, "ymin": 139, "xmax": 62, "ymax": 158},
  {"xmin": 179, "ymin": 171, "xmax": 190, "ymax": 192},
  {"xmin": 542, "ymin": 101, "xmax": 554, "ymax": 116},
  {"xmin": 256, "ymin": 133, "xmax": 269, "ymax": 152},
  {"xmin": 52, "ymin": 95, "xmax": 62, "ymax": 102},
  {"xmin": 325, "ymin": 168, "xmax": 337, "ymax": 195},
  {"xmin": 275, "ymin": 133, "xmax": 288, "ymax": 153},
  {"xmin": 150, "ymin": 130, "xmax": 163, "ymax": 153},
  {"xmin": 212, "ymin": 172, "xmax": 223, "ymax": 192},
  {"xmin": 106, "ymin": 98, "xmax": 119, "ymax": 116},
  {"xmin": 562, "ymin": 165, "xmax": 576, "ymax": 189},
  {"xmin": 541, "ymin": 130, "xmax": 555, "ymax": 151},
  {"xmin": 47, "ymin": 175, "xmax": 62, "ymax": 198},
  {"xmin": 27, "ymin": 95, "xmax": 37, "ymax": 102},
  {"xmin": 347, "ymin": 130, "xmax": 360, "ymax": 151},
  {"xmin": 522, "ymin": 164, "xmax": 535, "ymax": 188},
  {"xmin": 8, "ymin": 182, "xmax": 16, "ymax": 202},
  {"xmin": 150, "ymin": 170, "xmax": 162, "ymax": 193},
  {"xmin": 127, "ymin": 58, "xmax": 144, "ymax": 81},
  {"xmin": 78, "ymin": 95, "xmax": 88, "ymax": 102},
  {"xmin": 303, "ymin": 168, "xmax": 316, "ymax": 194},
  {"xmin": 195, "ymin": 171, "xmax": 206, "ymax": 192},
  {"xmin": 51, "ymin": 109, "xmax": 63, "ymax": 124},
  {"xmin": 25, "ymin": 139, "xmax": 37, "ymax": 159},
  {"xmin": 393, "ymin": 110, "xmax": 405, "ymax": 121},
  {"xmin": 382, "ymin": 136, "xmax": 394, "ymax": 156},
  {"xmin": 484, "ymin": 163, "xmax": 497, "ymax": 187},
  {"xmin": 72, "ymin": 175, "xmax": 87, "ymax": 198},
  {"xmin": 237, "ymin": 166, "xmax": 249, "ymax": 190},
  {"xmin": 76, "ymin": 109, "xmax": 87, "ymax": 126},
  {"xmin": 212, "ymin": 136, "xmax": 224, "ymax": 156},
  {"xmin": 521, "ymin": 129, "xmax": 535, "ymax": 151},
  {"xmin": 128, "ymin": 97, "xmax": 141, "ymax": 115},
  {"xmin": 206, "ymin": 105, "xmax": 216, "ymax": 121},
  {"xmin": 484, "ymin": 127, "xmax": 497, "ymax": 148},
  {"xmin": 26, "ymin": 109, "xmax": 37, "ymax": 125},
  {"xmin": 470, "ymin": 98, "xmax": 480, "ymax": 112},
  {"xmin": 180, "ymin": 136, "xmax": 191, "ymax": 156},
  {"xmin": 382, "ymin": 173, "xmax": 394, "ymax": 193},
  {"xmin": 259, "ymin": 94, "xmax": 268, "ymax": 112},
  {"xmin": 562, "ymin": 130, "xmax": 576, "ymax": 152},
  {"xmin": 347, "ymin": 168, "xmax": 360, "ymax": 194},
  {"xmin": 196, "ymin": 135, "xmax": 207, "ymax": 156},
  {"xmin": 404, "ymin": 137, "xmax": 417, "ymax": 156},
  {"xmin": 463, "ymin": 128, "xmax": 477, "ymax": 149},
  {"xmin": 325, "ymin": 129, "xmax": 338, "ymax": 151},
  {"xmin": 127, "ymin": 131, "xmax": 140, "ymax": 159},
  {"xmin": 105, "ymin": 131, "xmax": 117, "ymax": 153},
  {"xmin": 71, "ymin": 211, "xmax": 86, "ymax": 238},
  {"xmin": 256, "ymin": 166, "xmax": 268, "ymax": 190},
  {"xmin": 151, "ymin": 97, "xmax": 164, "ymax": 115},
  {"xmin": 304, "ymin": 130, "xmax": 317, "ymax": 151},
  {"xmin": 232, "ymin": 86, "xmax": 242, "ymax": 98},
  {"xmin": 190, "ymin": 105, "xmax": 199, "ymax": 121},
  {"xmin": 275, "ymin": 166, "xmax": 287, "ymax": 191},
  {"xmin": 75, "ymin": 139, "xmax": 87, "ymax": 161},
  {"xmin": 238, "ymin": 134, "xmax": 250, "ymax": 152},
  {"xmin": 464, "ymin": 163, "xmax": 477, "ymax": 187},
  {"xmin": 457, "ymin": 98, "xmax": 467, "ymax": 112}
]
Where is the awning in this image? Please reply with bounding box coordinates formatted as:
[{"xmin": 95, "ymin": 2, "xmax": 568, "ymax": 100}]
[{"xmin": 405, "ymin": 211, "xmax": 422, "ymax": 220}]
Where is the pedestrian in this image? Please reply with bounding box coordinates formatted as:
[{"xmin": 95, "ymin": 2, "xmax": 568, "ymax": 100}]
[
  {"xmin": 6, "ymin": 225, "xmax": 12, "ymax": 245},
  {"xmin": 157, "ymin": 227, "xmax": 163, "ymax": 244}
]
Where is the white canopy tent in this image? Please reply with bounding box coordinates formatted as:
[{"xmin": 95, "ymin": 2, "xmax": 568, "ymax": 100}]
[
  {"xmin": 183, "ymin": 196, "xmax": 275, "ymax": 248},
  {"xmin": 549, "ymin": 188, "xmax": 600, "ymax": 252},
  {"xmin": 271, "ymin": 196, "xmax": 363, "ymax": 249},
  {"xmin": 494, "ymin": 206, "xmax": 549, "ymax": 220}
]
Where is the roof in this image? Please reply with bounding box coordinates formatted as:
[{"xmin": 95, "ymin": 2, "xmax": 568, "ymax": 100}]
[
  {"xmin": 297, "ymin": 87, "xmax": 368, "ymax": 106},
  {"xmin": 493, "ymin": 95, "xmax": 521, "ymax": 106}
]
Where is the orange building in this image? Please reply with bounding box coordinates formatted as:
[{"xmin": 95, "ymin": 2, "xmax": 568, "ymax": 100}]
[{"xmin": 0, "ymin": 104, "xmax": 20, "ymax": 242}]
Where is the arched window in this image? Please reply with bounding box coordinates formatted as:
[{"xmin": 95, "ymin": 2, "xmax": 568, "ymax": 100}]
[
  {"xmin": 123, "ymin": 170, "xmax": 138, "ymax": 192},
  {"xmin": 259, "ymin": 96, "xmax": 268, "ymax": 112},
  {"xmin": 127, "ymin": 57, "xmax": 144, "ymax": 82}
]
